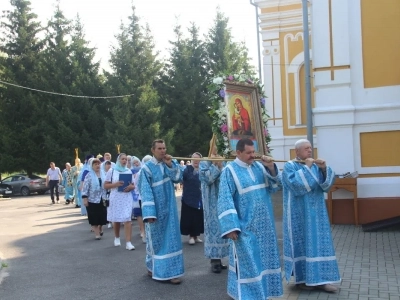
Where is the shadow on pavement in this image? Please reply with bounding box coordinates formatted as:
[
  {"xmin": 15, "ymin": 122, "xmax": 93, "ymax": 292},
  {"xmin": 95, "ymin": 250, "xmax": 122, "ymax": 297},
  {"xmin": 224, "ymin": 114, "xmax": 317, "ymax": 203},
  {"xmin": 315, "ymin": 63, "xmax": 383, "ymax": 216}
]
[{"xmin": 0, "ymin": 192, "xmax": 285, "ymax": 300}]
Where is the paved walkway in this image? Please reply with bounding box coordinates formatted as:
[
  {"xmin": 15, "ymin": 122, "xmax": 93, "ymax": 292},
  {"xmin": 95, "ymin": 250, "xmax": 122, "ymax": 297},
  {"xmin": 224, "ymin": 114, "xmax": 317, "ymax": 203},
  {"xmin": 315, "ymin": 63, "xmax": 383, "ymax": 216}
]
[{"xmin": 0, "ymin": 192, "xmax": 399, "ymax": 299}]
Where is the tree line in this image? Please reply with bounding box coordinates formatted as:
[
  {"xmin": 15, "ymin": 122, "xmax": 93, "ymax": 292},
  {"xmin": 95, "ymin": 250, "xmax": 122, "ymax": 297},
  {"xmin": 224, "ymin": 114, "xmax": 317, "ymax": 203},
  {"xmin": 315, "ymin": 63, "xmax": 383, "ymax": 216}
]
[{"xmin": 0, "ymin": 0, "xmax": 255, "ymax": 176}]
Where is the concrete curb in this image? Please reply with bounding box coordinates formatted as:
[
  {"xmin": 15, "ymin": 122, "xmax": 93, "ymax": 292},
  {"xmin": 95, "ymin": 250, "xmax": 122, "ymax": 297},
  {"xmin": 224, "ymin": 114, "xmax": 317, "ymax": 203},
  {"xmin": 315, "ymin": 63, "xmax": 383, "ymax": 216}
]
[{"xmin": 0, "ymin": 194, "xmax": 12, "ymax": 201}]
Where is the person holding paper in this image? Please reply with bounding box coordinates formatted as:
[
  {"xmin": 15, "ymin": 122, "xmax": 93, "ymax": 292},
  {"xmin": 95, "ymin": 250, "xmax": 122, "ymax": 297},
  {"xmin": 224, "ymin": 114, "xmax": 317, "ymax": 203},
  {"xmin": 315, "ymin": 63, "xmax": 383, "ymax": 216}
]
[{"xmin": 104, "ymin": 153, "xmax": 136, "ymax": 251}]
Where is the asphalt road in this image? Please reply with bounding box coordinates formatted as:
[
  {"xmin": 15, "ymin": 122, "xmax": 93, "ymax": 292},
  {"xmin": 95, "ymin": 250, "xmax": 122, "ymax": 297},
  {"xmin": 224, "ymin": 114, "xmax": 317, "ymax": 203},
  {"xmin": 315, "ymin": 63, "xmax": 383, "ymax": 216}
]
[{"xmin": 0, "ymin": 191, "xmax": 284, "ymax": 300}]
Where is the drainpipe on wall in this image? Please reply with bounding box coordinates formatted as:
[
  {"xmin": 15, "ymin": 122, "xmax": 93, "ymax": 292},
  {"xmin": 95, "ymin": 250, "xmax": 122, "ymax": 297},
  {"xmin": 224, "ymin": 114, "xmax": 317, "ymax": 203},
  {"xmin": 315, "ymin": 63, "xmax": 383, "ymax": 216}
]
[
  {"xmin": 301, "ymin": 0, "xmax": 314, "ymax": 152},
  {"xmin": 250, "ymin": 0, "xmax": 262, "ymax": 84}
]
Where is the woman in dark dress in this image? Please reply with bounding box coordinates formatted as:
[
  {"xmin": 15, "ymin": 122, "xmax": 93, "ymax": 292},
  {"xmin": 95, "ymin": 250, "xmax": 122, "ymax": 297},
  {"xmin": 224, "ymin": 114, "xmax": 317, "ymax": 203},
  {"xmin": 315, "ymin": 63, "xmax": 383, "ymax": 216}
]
[
  {"xmin": 82, "ymin": 158, "xmax": 107, "ymax": 240},
  {"xmin": 180, "ymin": 152, "xmax": 204, "ymax": 245}
]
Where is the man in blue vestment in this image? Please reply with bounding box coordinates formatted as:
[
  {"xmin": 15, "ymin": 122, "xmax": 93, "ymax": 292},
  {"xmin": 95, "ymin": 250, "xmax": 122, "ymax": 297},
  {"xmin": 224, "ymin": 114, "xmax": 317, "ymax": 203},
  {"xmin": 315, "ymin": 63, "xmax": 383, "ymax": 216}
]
[
  {"xmin": 218, "ymin": 138, "xmax": 283, "ymax": 300},
  {"xmin": 282, "ymin": 139, "xmax": 340, "ymax": 292},
  {"xmin": 138, "ymin": 139, "xmax": 184, "ymax": 285},
  {"xmin": 199, "ymin": 157, "xmax": 229, "ymax": 273}
]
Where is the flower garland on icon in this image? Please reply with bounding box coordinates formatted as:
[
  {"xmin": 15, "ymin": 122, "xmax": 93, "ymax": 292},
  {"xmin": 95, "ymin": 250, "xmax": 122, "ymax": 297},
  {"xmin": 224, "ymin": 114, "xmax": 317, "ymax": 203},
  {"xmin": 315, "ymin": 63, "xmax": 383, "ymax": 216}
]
[{"xmin": 208, "ymin": 74, "xmax": 271, "ymax": 157}]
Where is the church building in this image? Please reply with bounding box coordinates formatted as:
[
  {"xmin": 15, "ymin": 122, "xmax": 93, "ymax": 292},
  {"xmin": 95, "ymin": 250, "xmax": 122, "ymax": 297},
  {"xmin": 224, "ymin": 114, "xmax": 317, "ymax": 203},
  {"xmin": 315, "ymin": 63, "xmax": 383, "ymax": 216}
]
[{"xmin": 255, "ymin": 0, "xmax": 400, "ymax": 224}]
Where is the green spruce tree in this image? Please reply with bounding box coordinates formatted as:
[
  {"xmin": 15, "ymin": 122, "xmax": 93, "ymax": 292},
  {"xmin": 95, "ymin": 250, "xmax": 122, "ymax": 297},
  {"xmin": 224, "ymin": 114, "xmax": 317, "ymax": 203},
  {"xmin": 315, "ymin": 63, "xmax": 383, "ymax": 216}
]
[
  {"xmin": 105, "ymin": 6, "xmax": 162, "ymax": 157},
  {"xmin": 159, "ymin": 23, "xmax": 211, "ymax": 156},
  {"xmin": 205, "ymin": 9, "xmax": 255, "ymax": 77},
  {"xmin": 0, "ymin": 0, "xmax": 47, "ymax": 176}
]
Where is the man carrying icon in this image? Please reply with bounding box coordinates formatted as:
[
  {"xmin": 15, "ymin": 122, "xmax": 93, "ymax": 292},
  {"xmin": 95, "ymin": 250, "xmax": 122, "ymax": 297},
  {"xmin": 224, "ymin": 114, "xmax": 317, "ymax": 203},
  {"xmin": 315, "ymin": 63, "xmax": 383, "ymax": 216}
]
[
  {"xmin": 217, "ymin": 138, "xmax": 283, "ymax": 300},
  {"xmin": 138, "ymin": 139, "xmax": 184, "ymax": 285},
  {"xmin": 282, "ymin": 139, "xmax": 340, "ymax": 292}
]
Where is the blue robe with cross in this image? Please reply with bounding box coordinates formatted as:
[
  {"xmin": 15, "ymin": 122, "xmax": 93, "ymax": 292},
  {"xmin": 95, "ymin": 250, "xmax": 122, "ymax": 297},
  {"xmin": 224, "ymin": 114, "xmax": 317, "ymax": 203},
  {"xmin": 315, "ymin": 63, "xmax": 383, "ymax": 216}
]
[
  {"xmin": 62, "ymin": 169, "xmax": 74, "ymax": 201},
  {"xmin": 218, "ymin": 158, "xmax": 283, "ymax": 300},
  {"xmin": 282, "ymin": 160, "xmax": 341, "ymax": 286},
  {"xmin": 199, "ymin": 161, "xmax": 229, "ymax": 260},
  {"xmin": 138, "ymin": 157, "xmax": 184, "ymax": 280}
]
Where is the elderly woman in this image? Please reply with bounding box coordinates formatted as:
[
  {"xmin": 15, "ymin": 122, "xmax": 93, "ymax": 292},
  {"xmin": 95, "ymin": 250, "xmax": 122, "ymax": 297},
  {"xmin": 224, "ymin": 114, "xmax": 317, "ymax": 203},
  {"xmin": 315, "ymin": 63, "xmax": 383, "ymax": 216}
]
[
  {"xmin": 62, "ymin": 163, "xmax": 75, "ymax": 205},
  {"xmin": 82, "ymin": 158, "xmax": 107, "ymax": 240},
  {"xmin": 180, "ymin": 152, "xmax": 204, "ymax": 245},
  {"xmin": 72, "ymin": 158, "xmax": 83, "ymax": 208},
  {"xmin": 130, "ymin": 156, "xmax": 146, "ymax": 242},
  {"xmin": 127, "ymin": 155, "xmax": 132, "ymax": 169},
  {"xmin": 101, "ymin": 160, "xmax": 113, "ymax": 229},
  {"xmin": 79, "ymin": 154, "xmax": 94, "ymax": 216},
  {"xmin": 104, "ymin": 153, "xmax": 136, "ymax": 250}
]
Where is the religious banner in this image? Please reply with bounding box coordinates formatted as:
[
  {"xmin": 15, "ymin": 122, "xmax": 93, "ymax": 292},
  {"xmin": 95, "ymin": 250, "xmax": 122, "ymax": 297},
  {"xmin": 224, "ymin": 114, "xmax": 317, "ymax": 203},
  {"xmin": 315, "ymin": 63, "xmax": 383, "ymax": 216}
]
[{"xmin": 208, "ymin": 74, "xmax": 271, "ymax": 158}]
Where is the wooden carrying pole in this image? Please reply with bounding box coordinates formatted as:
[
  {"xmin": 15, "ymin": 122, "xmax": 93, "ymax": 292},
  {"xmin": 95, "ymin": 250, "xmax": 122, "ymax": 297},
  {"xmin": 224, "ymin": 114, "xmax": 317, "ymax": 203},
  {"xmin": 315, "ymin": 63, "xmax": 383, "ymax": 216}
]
[
  {"xmin": 182, "ymin": 134, "xmax": 304, "ymax": 163},
  {"xmin": 171, "ymin": 156, "xmax": 303, "ymax": 163}
]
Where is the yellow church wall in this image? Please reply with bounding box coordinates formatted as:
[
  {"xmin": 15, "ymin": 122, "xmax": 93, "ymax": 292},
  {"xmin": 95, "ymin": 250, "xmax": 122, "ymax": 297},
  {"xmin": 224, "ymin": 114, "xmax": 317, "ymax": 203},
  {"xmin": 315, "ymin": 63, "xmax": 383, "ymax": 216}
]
[
  {"xmin": 360, "ymin": 131, "xmax": 400, "ymax": 167},
  {"xmin": 285, "ymin": 33, "xmax": 304, "ymax": 65},
  {"xmin": 288, "ymin": 73, "xmax": 297, "ymax": 126},
  {"xmin": 261, "ymin": 3, "xmax": 302, "ymax": 14},
  {"xmin": 279, "ymin": 30, "xmax": 315, "ymax": 136},
  {"xmin": 361, "ymin": 0, "xmax": 400, "ymax": 88}
]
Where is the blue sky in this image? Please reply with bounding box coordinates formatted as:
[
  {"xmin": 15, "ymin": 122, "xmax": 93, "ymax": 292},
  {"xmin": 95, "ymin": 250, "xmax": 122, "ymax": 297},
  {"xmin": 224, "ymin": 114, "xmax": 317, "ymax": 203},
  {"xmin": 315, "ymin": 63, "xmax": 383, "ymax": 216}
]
[{"xmin": 3, "ymin": 0, "xmax": 260, "ymax": 71}]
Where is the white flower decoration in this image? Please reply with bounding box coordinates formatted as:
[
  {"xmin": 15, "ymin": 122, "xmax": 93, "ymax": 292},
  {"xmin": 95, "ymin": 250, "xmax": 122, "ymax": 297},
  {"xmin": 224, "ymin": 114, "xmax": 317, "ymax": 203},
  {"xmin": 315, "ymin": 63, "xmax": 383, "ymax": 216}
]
[{"xmin": 213, "ymin": 77, "xmax": 223, "ymax": 84}]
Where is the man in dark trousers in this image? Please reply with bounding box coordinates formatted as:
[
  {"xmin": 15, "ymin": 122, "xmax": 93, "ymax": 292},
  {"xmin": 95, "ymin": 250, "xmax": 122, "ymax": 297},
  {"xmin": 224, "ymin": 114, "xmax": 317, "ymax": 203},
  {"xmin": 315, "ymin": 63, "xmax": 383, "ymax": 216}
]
[{"xmin": 46, "ymin": 162, "xmax": 62, "ymax": 204}]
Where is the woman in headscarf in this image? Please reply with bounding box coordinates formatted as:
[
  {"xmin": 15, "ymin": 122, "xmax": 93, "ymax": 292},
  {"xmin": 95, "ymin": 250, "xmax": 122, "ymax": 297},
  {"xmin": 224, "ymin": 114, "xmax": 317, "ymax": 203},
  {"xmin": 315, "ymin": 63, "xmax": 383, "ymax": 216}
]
[
  {"xmin": 78, "ymin": 154, "xmax": 94, "ymax": 216},
  {"xmin": 129, "ymin": 156, "xmax": 140, "ymax": 221},
  {"xmin": 62, "ymin": 163, "xmax": 75, "ymax": 205},
  {"xmin": 180, "ymin": 152, "xmax": 204, "ymax": 245},
  {"xmin": 71, "ymin": 158, "xmax": 83, "ymax": 208},
  {"xmin": 127, "ymin": 155, "xmax": 132, "ymax": 169},
  {"xmin": 82, "ymin": 158, "xmax": 107, "ymax": 240},
  {"xmin": 101, "ymin": 160, "xmax": 113, "ymax": 229},
  {"xmin": 130, "ymin": 156, "xmax": 145, "ymax": 242},
  {"xmin": 104, "ymin": 153, "xmax": 136, "ymax": 250}
]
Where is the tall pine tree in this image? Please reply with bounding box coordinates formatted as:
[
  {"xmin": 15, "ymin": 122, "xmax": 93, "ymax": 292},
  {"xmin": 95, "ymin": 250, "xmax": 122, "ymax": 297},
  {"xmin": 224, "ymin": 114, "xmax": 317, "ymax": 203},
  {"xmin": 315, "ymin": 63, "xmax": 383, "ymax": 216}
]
[
  {"xmin": 159, "ymin": 23, "xmax": 211, "ymax": 156},
  {"xmin": 40, "ymin": 6, "xmax": 106, "ymax": 163},
  {"xmin": 0, "ymin": 0, "xmax": 46, "ymax": 176},
  {"xmin": 205, "ymin": 9, "xmax": 255, "ymax": 77},
  {"xmin": 105, "ymin": 6, "xmax": 162, "ymax": 157}
]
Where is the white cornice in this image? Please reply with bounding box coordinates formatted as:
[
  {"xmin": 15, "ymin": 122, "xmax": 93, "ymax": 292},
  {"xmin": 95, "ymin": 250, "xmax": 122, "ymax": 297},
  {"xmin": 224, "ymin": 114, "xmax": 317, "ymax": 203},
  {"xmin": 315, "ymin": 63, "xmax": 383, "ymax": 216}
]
[{"xmin": 313, "ymin": 103, "xmax": 400, "ymax": 114}]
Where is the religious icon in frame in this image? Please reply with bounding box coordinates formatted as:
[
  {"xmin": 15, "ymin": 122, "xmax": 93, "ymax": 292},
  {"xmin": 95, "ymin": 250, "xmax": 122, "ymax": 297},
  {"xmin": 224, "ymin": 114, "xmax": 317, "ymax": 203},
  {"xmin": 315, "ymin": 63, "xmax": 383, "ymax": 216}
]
[{"xmin": 224, "ymin": 82, "xmax": 267, "ymax": 157}]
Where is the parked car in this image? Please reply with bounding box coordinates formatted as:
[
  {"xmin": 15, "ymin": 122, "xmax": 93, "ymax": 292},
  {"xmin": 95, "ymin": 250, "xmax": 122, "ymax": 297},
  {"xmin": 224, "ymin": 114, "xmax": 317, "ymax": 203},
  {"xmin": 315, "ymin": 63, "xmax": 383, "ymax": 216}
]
[
  {"xmin": 0, "ymin": 174, "xmax": 49, "ymax": 196},
  {"xmin": 0, "ymin": 183, "xmax": 13, "ymax": 197}
]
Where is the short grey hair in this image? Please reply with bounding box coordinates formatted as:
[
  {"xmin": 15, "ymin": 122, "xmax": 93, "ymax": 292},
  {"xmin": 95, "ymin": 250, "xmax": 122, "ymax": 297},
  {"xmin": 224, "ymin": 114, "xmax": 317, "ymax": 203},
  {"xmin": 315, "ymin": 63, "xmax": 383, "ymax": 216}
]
[
  {"xmin": 142, "ymin": 155, "xmax": 152, "ymax": 164},
  {"xmin": 294, "ymin": 139, "xmax": 311, "ymax": 150}
]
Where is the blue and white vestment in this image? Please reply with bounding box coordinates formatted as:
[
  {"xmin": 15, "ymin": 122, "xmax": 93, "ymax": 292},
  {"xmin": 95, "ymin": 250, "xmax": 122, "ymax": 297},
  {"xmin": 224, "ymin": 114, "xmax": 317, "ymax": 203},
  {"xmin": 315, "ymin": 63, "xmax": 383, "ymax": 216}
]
[
  {"xmin": 199, "ymin": 161, "xmax": 229, "ymax": 260},
  {"xmin": 138, "ymin": 157, "xmax": 184, "ymax": 280},
  {"xmin": 218, "ymin": 158, "xmax": 283, "ymax": 300},
  {"xmin": 282, "ymin": 161, "xmax": 340, "ymax": 286},
  {"xmin": 62, "ymin": 169, "xmax": 74, "ymax": 201}
]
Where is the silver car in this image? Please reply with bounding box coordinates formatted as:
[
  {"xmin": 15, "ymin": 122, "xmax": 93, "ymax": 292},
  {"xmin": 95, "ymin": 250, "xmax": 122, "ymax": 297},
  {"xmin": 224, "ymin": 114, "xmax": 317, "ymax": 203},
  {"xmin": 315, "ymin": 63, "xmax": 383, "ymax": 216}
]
[{"xmin": 0, "ymin": 174, "xmax": 49, "ymax": 196}]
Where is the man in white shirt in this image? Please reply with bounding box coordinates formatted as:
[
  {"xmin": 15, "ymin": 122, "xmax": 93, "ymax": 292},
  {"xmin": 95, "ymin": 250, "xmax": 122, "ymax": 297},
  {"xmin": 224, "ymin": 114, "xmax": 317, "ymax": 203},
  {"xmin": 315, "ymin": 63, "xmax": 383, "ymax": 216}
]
[{"xmin": 46, "ymin": 162, "xmax": 62, "ymax": 204}]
